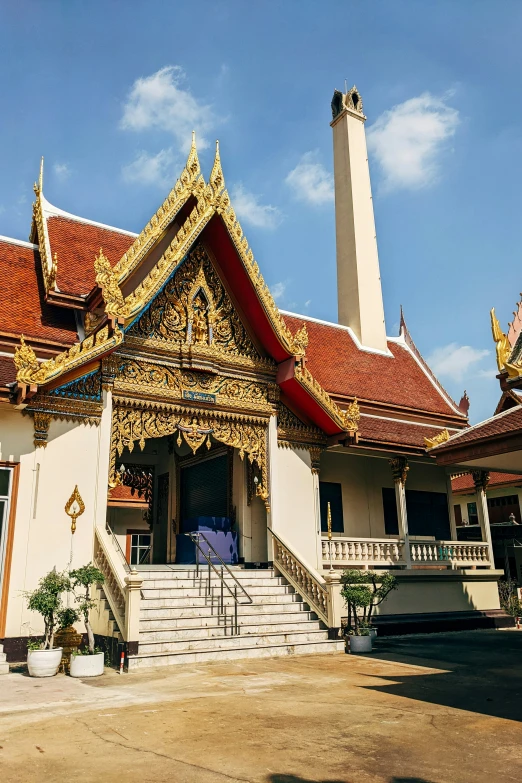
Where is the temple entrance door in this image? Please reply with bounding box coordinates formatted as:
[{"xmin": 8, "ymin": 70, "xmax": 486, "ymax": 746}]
[{"xmin": 177, "ymin": 449, "xmax": 237, "ymax": 564}]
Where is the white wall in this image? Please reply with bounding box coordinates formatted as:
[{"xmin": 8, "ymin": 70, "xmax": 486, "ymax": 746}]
[
  {"xmin": 1, "ymin": 395, "xmax": 112, "ymax": 639},
  {"xmin": 269, "ymin": 417, "xmax": 319, "ymax": 568}
]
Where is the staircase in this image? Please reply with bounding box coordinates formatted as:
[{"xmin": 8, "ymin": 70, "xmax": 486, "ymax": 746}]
[
  {"xmin": 128, "ymin": 568, "xmax": 344, "ymax": 670},
  {"xmin": 0, "ymin": 643, "xmax": 8, "ymax": 675}
]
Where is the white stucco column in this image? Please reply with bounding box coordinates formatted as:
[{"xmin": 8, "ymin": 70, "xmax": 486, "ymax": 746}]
[
  {"xmin": 310, "ymin": 447, "xmax": 323, "ymax": 570},
  {"xmin": 390, "ymin": 457, "xmax": 411, "ymax": 568},
  {"xmin": 93, "ymin": 387, "xmax": 114, "ymax": 531},
  {"xmin": 446, "ymin": 472, "xmax": 458, "ymax": 540},
  {"xmin": 266, "ymin": 415, "xmax": 278, "ymax": 563},
  {"xmin": 472, "ymin": 470, "xmax": 495, "ymax": 568}
]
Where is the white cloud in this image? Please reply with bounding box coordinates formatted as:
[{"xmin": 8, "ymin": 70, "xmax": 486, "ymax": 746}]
[
  {"xmin": 230, "ymin": 184, "xmax": 282, "ymax": 230},
  {"xmin": 366, "ymin": 92, "xmax": 460, "ymax": 193},
  {"xmin": 120, "ymin": 65, "xmax": 217, "ymax": 152},
  {"xmin": 426, "ymin": 343, "xmax": 490, "ymax": 383},
  {"xmin": 122, "ymin": 149, "xmax": 178, "ymax": 188},
  {"xmin": 271, "ymin": 282, "xmax": 286, "ymax": 303},
  {"xmin": 53, "ymin": 162, "xmax": 70, "ymax": 180},
  {"xmin": 285, "ymin": 151, "xmax": 334, "ymax": 206}
]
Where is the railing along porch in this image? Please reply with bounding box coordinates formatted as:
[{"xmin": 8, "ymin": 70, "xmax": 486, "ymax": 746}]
[{"xmin": 322, "ymin": 536, "xmax": 492, "ymax": 569}]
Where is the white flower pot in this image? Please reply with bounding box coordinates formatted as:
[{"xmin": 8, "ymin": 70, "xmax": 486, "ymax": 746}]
[
  {"xmin": 349, "ymin": 634, "xmax": 373, "ymax": 654},
  {"xmin": 27, "ymin": 647, "xmax": 63, "ymax": 677},
  {"xmin": 70, "ymin": 651, "xmax": 105, "ymax": 678}
]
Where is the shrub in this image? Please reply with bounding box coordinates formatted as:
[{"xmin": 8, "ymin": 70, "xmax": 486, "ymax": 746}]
[
  {"xmin": 69, "ymin": 563, "xmax": 105, "ymax": 654},
  {"xmin": 24, "ymin": 569, "xmax": 71, "ymax": 649},
  {"xmin": 340, "ymin": 569, "xmax": 397, "ymax": 636}
]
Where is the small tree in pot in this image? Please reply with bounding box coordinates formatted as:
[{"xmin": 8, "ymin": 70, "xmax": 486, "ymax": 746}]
[
  {"xmin": 24, "ymin": 569, "xmax": 71, "ymax": 676},
  {"xmin": 341, "ymin": 569, "xmax": 398, "ymax": 653},
  {"xmin": 69, "ymin": 563, "xmax": 106, "ymax": 677}
]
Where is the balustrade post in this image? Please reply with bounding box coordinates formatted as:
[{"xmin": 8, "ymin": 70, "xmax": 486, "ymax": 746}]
[
  {"xmin": 324, "ymin": 571, "xmax": 343, "ymax": 633},
  {"xmin": 389, "ymin": 457, "xmax": 411, "ymax": 568},
  {"xmin": 124, "ymin": 570, "xmax": 144, "ymax": 649},
  {"xmin": 471, "ymin": 471, "xmax": 495, "ymax": 569}
]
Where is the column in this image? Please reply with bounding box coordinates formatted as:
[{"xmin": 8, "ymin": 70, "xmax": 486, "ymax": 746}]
[
  {"xmin": 309, "ymin": 446, "xmax": 324, "ymax": 570},
  {"xmin": 445, "ymin": 471, "xmax": 458, "ymax": 541},
  {"xmin": 471, "ymin": 470, "xmax": 494, "ymax": 568},
  {"xmin": 389, "ymin": 457, "xmax": 411, "ymax": 568}
]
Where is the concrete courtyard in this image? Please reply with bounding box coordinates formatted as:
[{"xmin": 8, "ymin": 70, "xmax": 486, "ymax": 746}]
[{"xmin": 1, "ymin": 630, "xmax": 521, "ymax": 783}]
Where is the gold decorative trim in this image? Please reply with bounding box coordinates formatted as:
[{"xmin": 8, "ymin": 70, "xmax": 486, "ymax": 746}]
[
  {"xmin": 424, "ymin": 428, "xmax": 450, "ymax": 450},
  {"xmin": 95, "ymin": 249, "xmax": 126, "ymax": 318},
  {"xmin": 31, "ymin": 158, "xmax": 57, "ymax": 294},
  {"xmin": 491, "ymin": 308, "xmax": 513, "ymax": 374},
  {"xmin": 14, "ymin": 326, "xmax": 123, "ymax": 388},
  {"xmin": 294, "ymin": 363, "xmax": 359, "ymax": 434},
  {"xmin": 26, "ymin": 395, "xmax": 103, "ymax": 426},
  {"xmin": 32, "ymin": 411, "xmax": 52, "ymax": 448},
  {"xmin": 389, "ymin": 456, "xmax": 409, "ymax": 485},
  {"xmin": 110, "ymin": 402, "xmax": 270, "ymax": 510},
  {"xmin": 277, "ymin": 402, "xmax": 326, "ymax": 447}
]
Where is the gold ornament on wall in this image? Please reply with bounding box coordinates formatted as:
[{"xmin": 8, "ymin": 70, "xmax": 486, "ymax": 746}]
[{"xmin": 64, "ymin": 485, "xmax": 85, "ymax": 534}]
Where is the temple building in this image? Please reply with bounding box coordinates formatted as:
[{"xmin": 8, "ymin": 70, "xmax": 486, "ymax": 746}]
[{"xmin": 0, "ymin": 87, "xmax": 508, "ymax": 668}]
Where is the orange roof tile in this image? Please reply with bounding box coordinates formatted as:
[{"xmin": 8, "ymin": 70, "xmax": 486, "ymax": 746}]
[
  {"xmin": 283, "ymin": 314, "xmax": 464, "ymax": 419},
  {"xmin": 359, "ymin": 415, "xmax": 460, "ymax": 449},
  {"xmin": 452, "ymin": 471, "xmax": 522, "ymax": 493},
  {"xmin": 0, "ymin": 238, "xmax": 77, "ymax": 344},
  {"xmin": 47, "ymin": 216, "xmax": 135, "ymax": 296}
]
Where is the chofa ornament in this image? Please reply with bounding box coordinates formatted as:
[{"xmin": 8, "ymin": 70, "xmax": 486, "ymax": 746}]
[{"xmin": 64, "ymin": 486, "xmax": 86, "ymax": 534}]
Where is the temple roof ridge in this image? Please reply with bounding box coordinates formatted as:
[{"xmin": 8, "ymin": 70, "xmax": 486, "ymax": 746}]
[{"xmin": 0, "ymin": 234, "xmax": 38, "ymax": 250}]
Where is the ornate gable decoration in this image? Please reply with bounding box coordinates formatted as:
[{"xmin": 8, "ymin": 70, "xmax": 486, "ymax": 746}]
[{"xmin": 127, "ymin": 244, "xmax": 264, "ymax": 364}]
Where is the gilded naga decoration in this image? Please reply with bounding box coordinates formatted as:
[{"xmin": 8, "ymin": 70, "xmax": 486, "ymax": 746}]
[
  {"xmin": 94, "ymin": 248, "xmax": 127, "ymax": 319},
  {"xmin": 490, "ymin": 308, "xmax": 512, "ymax": 373},
  {"xmin": 293, "ymin": 323, "xmax": 309, "ymax": 357},
  {"xmin": 424, "ymin": 428, "xmax": 450, "ymax": 450}
]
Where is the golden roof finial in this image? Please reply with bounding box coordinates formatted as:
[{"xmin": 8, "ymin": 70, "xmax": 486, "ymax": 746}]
[
  {"xmin": 14, "ymin": 335, "xmax": 43, "ymax": 384},
  {"xmin": 39, "ymin": 156, "xmax": 44, "ymax": 191},
  {"xmin": 184, "ymin": 130, "xmax": 200, "ymax": 180},
  {"xmin": 94, "ymin": 248, "xmax": 127, "ymax": 317},
  {"xmin": 424, "ymin": 428, "xmax": 450, "ymax": 450},
  {"xmin": 209, "ymin": 139, "xmax": 225, "ymax": 197}
]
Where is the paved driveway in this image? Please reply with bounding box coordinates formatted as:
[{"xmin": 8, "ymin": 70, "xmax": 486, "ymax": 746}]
[{"xmin": 1, "ymin": 630, "xmax": 521, "ymax": 783}]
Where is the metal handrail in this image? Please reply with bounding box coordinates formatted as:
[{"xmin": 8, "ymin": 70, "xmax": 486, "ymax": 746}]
[
  {"xmin": 185, "ymin": 532, "xmax": 252, "ymax": 605},
  {"xmin": 105, "ymin": 521, "xmax": 131, "ymax": 573}
]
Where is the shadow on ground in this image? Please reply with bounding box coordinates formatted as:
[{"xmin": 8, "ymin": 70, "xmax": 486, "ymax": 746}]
[
  {"xmin": 361, "ymin": 630, "xmax": 522, "ymax": 722},
  {"xmin": 267, "ymin": 775, "xmax": 437, "ymax": 782}
]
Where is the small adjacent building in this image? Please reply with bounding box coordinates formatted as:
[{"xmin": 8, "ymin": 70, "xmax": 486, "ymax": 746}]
[{"xmin": 0, "ymin": 87, "xmax": 507, "ymax": 667}]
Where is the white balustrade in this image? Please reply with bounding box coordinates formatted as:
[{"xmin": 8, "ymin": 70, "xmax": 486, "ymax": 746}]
[
  {"xmin": 270, "ymin": 531, "xmax": 329, "ymax": 624},
  {"xmin": 322, "ymin": 537, "xmax": 405, "ymax": 567},
  {"xmin": 321, "ymin": 537, "xmax": 491, "ymax": 569}
]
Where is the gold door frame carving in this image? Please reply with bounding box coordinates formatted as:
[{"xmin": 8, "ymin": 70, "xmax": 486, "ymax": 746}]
[{"xmin": 109, "ymin": 400, "xmax": 270, "ymax": 511}]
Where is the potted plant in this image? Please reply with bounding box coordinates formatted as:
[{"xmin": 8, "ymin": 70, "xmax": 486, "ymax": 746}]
[
  {"xmin": 341, "ymin": 569, "xmax": 398, "ymax": 653},
  {"xmin": 24, "ymin": 569, "xmax": 71, "ymax": 677},
  {"xmin": 55, "ymin": 607, "xmax": 83, "ymax": 673},
  {"xmin": 69, "ymin": 563, "xmax": 106, "ymax": 677}
]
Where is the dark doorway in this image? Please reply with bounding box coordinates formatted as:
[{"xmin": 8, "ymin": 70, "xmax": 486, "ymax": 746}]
[{"xmin": 179, "ymin": 451, "xmax": 229, "ymax": 531}]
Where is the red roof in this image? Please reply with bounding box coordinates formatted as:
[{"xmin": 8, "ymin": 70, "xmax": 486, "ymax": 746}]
[
  {"xmin": 359, "ymin": 415, "xmax": 460, "ymax": 449},
  {"xmin": 452, "ymin": 471, "xmax": 522, "ymax": 494},
  {"xmin": 0, "ymin": 239, "xmax": 77, "ymax": 344},
  {"xmin": 47, "ymin": 216, "xmax": 135, "ymax": 297},
  {"xmin": 436, "ymin": 406, "xmax": 522, "ymax": 449},
  {"xmin": 283, "ymin": 314, "xmax": 463, "ymax": 419},
  {"xmin": 0, "ymin": 356, "xmax": 15, "ymax": 387}
]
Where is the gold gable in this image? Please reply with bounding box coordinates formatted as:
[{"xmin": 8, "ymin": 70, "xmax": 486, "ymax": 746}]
[{"xmin": 126, "ymin": 243, "xmax": 265, "ymax": 366}]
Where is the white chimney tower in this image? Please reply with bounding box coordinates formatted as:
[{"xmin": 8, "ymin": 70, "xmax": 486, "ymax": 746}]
[{"xmin": 331, "ymin": 86, "xmax": 387, "ymax": 352}]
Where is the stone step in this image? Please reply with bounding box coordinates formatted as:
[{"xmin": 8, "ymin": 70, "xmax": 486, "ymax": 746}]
[
  {"xmin": 141, "ymin": 576, "xmax": 285, "ymax": 589},
  {"xmin": 140, "ymin": 598, "xmax": 307, "ymax": 619},
  {"xmin": 128, "ymin": 639, "xmax": 345, "ymax": 669},
  {"xmin": 139, "ymin": 608, "xmax": 317, "ymax": 630},
  {"xmin": 140, "ymin": 592, "xmax": 303, "ymax": 610},
  {"xmin": 140, "ymin": 583, "xmax": 293, "ymax": 599},
  {"xmin": 140, "ymin": 618, "xmax": 323, "ymax": 641},
  {"xmin": 138, "ymin": 628, "xmax": 330, "ymax": 655},
  {"xmin": 138, "ymin": 568, "xmax": 275, "ymax": 580}
]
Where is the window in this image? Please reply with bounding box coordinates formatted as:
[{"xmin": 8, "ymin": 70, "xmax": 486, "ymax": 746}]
[
  {"xmin": 487, "ymin": 494, "xmax": 521, "ymax": 525},
  {"xmin": 319, "ymin": 482, "xmax": 344, "ymax": 533},
  {"xmin": 128, "ymin": 531, "xmax": 151, "ymax": 565},
  {"xmin": 382, "ymin": 487, "xmax": 451, "ymax": 539},
  {"xmin": 0, "ymin": 467, "xmax": 14, "ymax": 597},
  {"xmin": 467, "ymin": 502, "xmax": 479, "ymax": 526}
]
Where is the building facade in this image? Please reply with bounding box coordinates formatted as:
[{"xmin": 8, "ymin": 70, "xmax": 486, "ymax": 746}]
[{"xmin": 0, "ymin": 87, "xmax": 506, "ymax": 667}]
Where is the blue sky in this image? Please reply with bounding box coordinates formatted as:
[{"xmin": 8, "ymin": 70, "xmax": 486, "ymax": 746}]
[{"xmin": 1, "ymin": 1, "xmax": 522, "ymax": 423}]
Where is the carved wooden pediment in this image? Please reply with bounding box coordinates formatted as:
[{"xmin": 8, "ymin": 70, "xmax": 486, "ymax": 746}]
[{"xmin": 126, "ymin": 244, "xmax": 265, "ymax": 365}]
